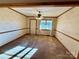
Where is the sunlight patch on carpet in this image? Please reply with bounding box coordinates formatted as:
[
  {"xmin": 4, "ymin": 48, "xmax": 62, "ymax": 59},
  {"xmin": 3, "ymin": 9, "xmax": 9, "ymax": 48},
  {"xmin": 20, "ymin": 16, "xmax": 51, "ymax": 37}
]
[
  {"xmin": 23, "ymin": 48, "xmax": 38, "ymax": 59},
  {"xmin": 4, "ymin": 45, "xmax": 25, "ymax": 55},
  {"xmin": 17, "ymin": 47, "xmax": 32, "ymax": 57},
  {"xmin": 0, "ymin": 54, "xmax": 11, "ymax": 59},
  {"xmin": 0, "ymin": 45, "xmax": 38, "ymax": 59}
]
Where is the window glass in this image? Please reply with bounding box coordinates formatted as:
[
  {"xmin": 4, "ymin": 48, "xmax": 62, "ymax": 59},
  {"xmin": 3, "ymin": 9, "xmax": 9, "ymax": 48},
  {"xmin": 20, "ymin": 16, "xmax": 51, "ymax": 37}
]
[{"xmin": 40, "ymin": 20, "xmax": 52, "ymax": 30}]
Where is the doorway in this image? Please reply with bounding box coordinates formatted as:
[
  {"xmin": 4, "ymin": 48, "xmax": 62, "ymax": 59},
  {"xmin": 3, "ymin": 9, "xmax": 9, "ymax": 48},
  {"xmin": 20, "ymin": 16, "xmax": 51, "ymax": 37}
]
[{"xmin": 30, "ymin": 19, "xmax": 37, "ymax": 35}]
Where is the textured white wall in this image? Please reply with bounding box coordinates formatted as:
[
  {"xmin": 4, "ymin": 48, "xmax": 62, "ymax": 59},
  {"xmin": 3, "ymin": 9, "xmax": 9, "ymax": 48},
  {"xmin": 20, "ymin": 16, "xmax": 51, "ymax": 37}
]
[
  {"xmin": 56, "ymin": 7, "xmax": 79, "ymax": 58},
  {"xmin": 0, "ymin": 8, "xmax": 29, "ymax": 46}
]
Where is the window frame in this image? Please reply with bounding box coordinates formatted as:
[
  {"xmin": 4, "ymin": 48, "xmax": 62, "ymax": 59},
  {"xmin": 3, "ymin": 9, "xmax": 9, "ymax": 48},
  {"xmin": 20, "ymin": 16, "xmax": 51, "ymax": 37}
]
[{"xmin": 39, "ymin": 19, "xmax": 53, "ymax": 31}]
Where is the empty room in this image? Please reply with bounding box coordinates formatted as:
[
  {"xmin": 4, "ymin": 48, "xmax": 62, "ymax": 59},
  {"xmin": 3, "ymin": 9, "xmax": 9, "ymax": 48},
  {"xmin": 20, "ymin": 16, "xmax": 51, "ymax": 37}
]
[{"xmin": 0, "ymin": 0, "xmax": 79, "ymax": 59}]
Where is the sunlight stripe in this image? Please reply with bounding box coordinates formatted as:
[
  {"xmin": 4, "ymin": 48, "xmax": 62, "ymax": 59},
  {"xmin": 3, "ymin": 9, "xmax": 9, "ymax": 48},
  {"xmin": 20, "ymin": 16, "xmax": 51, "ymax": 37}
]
[
  {"xmin": 0, "ymin": 54, "xmax": 11, "ymax": 59},
  {"xmin": 13, "ymin": 57, "xmax": 20, "ymax": 59},
  {"xmin": 17, "ymin": 47, "xmax": 32, "ymax": 57},
  {"xmin": 4, "ymin": 45, "xmax": 25, "ymax": 55},
  {"xmin": 23, "ymin": 48, "xmax": 38, "ymax": 59}
]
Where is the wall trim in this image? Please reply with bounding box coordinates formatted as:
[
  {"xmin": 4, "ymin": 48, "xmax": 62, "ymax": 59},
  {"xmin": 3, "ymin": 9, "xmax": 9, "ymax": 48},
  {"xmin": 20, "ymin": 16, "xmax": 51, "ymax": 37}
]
[
  {"xmin": 8, "ymin": 7, "xmax": 28, "ymax": 17},
  {"xmin": 35, "ymin": 34, "xmax": 52, "ymax": 37},
  {"xmin": 57, "ymin": 30, "xmax": 79, "ymax": 42},
  {"xmin": 27, "ymin": 16, "xmax": 57, "ymax": 18},
  {"xmin": 57, "ymin": 7, "xmax": 75, "ymax": 17},
  {"xmin": 0, "ymin": 28, "xmax": 29, "ymax": 34}
]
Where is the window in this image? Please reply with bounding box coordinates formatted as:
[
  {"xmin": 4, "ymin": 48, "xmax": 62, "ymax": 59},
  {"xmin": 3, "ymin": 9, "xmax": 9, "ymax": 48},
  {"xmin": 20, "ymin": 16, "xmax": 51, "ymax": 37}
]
[{"xmin": 40, "ymin": 20, "xmax": 52, "ymax": 30}]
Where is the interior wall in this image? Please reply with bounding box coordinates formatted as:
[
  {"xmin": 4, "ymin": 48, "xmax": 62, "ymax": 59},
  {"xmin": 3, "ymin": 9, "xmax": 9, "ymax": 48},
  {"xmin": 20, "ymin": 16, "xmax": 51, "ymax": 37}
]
[
  {"xmin": 56, "ymin": 7, "xmax": 79, "ymax": 58},
  {"xmin": 0, "ymin": 8, "xmax": 29, "ymax": 46},
  {"xmin": 28, "ymin": 17, "xmax": 57, "ymax": 36}
]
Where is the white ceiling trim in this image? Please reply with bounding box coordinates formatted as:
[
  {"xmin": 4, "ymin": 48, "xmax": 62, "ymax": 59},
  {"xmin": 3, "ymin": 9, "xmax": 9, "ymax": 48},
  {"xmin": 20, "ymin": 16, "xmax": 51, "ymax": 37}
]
[{"xmin": 12, "ymin": 7, "xmax": 72, "ymax": 17}]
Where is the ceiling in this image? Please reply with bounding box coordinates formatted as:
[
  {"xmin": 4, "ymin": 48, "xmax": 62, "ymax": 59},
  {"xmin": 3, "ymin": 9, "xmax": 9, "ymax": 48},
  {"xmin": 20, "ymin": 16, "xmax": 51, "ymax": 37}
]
[{"xmin": 12, "ymin": 7, "xmax": 72, "ymax": 17}]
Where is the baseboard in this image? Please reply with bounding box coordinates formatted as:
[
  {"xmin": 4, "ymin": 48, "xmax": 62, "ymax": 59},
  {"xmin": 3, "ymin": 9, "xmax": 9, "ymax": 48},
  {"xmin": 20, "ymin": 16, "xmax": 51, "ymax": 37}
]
[
  {"xmin": 35, "ymin": 34, "xmax": 52, "ymax": 37},
  {"xmin": 54, "ymin": 35, "xmax": 76, "ymax": 59}
]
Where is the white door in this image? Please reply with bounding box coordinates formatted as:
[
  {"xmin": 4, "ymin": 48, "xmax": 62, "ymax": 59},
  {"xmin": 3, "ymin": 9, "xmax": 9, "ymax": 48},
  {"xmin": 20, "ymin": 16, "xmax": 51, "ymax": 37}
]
[{"xmin": 30, "ymin": 20, "xmax": 36, "ymax": 34}]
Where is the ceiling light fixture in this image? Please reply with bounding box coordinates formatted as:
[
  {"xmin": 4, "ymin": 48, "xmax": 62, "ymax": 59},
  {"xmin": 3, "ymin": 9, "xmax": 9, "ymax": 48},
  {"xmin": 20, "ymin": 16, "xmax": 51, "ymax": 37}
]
[{"xmin": 36, "ymin": 11, "xmax": 43, "ymax": 20}]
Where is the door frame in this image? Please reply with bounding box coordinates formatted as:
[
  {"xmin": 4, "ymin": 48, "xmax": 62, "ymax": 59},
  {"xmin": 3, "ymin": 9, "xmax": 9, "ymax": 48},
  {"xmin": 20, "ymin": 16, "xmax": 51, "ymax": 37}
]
[{"xmin": 30, "ymin": 19, "xmax": 37, "ymax": 35}]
